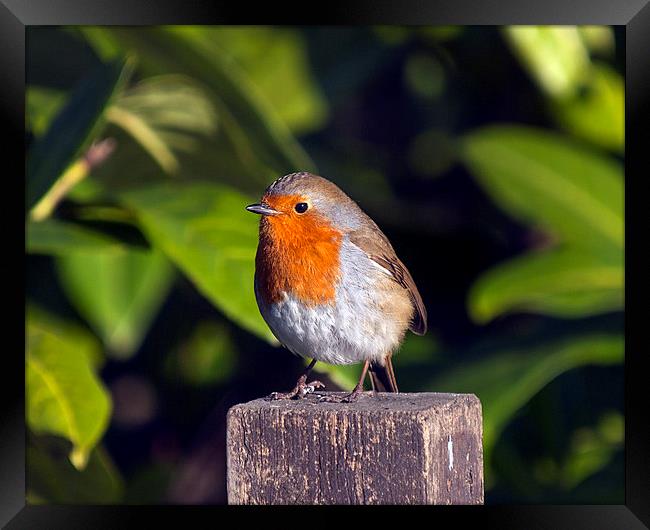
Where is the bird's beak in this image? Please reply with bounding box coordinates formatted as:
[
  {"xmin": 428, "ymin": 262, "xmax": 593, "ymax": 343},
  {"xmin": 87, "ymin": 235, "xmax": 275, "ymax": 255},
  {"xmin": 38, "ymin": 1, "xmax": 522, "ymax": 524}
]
[{"xmin": 246, "ymin": 203, "xmax": 281, "ymax": 216}]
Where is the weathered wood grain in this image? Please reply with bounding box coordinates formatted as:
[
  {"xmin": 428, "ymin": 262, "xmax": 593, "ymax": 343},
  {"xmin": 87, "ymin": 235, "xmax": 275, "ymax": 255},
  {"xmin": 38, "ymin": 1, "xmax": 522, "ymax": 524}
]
[{"xmin": 227, "ymin": 392, "xmax": 483, "ymax": 505}]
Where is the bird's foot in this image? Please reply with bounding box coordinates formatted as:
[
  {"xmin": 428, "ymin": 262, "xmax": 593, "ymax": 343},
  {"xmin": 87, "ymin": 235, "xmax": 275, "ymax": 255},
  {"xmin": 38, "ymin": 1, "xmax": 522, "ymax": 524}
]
[
  {"xmin": 266, "ymin": 380, "xmax": 325, "ymax": 401},
  {"xmin": 318, "ymin": 388, "xmax": 364, "ymax": 403}
]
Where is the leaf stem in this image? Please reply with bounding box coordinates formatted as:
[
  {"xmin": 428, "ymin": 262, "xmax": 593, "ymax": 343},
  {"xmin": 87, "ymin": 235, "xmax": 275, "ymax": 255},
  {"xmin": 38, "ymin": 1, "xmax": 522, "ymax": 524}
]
[{"xmin": 30, "ymin": 138, "xmax": 117, "ymax": 222}]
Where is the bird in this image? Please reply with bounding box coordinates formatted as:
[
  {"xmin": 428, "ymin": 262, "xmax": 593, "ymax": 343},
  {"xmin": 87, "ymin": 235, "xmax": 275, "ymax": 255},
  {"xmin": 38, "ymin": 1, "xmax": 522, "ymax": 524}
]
[{"xmin": 246, "ymin": 172, "xmax": 427, "ymax": 403}]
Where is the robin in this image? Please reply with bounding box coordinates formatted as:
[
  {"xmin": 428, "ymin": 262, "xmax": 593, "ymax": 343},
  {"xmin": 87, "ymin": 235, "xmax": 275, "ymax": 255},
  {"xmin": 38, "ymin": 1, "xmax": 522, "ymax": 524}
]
[{"xmin": 246, "ymin": 172, "xmax": 427, "ymax": 403}]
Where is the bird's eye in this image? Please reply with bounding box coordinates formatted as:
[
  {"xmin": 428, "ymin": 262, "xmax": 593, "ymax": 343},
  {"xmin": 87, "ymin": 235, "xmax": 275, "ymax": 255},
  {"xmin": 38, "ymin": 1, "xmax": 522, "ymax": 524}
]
[{"xmin": 294, "ymin": 202, "xmax": 309, "ymax": 214}]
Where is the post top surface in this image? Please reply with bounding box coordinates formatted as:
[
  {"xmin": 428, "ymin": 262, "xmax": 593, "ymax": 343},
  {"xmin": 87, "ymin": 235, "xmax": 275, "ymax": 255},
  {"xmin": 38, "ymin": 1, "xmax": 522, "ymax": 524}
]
[{"xmin": 230, "ymin": 391, "xmax": 480, "ymax": 414}]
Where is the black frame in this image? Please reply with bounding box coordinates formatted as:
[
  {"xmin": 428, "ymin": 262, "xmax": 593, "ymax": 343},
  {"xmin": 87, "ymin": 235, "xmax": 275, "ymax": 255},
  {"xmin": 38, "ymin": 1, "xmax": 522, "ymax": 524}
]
[{"xmin": 5, "ymin": 1, "xmax": 649, "ymax": 527}]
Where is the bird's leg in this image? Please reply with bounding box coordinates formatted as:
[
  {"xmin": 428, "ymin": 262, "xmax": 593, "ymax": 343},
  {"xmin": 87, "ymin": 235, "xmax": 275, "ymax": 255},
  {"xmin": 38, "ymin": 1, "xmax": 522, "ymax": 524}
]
[
  {"xmin": 267, "ymin": 359, "xmax": 325, "ymax": 400},
  {"xmin": 319, "ymin": 360, "xmax": 370, "ymax": 403}
]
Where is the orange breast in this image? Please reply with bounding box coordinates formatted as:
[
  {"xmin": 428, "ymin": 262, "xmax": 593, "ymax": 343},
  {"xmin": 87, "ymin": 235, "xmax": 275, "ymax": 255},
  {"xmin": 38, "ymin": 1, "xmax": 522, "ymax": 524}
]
[{"xmin": 255, "ymin": 195, "xmax": 343, "ymax": 306}]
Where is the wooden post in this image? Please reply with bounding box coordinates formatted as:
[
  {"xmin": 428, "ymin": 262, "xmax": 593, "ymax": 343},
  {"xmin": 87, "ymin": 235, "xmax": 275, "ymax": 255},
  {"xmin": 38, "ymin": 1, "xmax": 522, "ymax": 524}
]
[{"xmin": 226, "ymin": 392, "xmax": 483, "ymax": 504}]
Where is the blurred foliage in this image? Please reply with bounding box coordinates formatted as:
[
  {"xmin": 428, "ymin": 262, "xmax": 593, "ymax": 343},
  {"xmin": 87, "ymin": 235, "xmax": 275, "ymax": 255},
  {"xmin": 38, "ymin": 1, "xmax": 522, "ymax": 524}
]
[
  {"xmin": 504, "ymin": 27, "xmax": 623, "ymax": 152},
  {"xmin": 106, "ymin": 75, "xmax": 219, "ymax": 174},
  {"xmin": 559, "ymin": 410, "xmax": 623, "ymax": 489},
  {"xmin": 26, "ymin": 25, "xmax": 623, "ymax": 504},
  {"xmin": 551, "ymin": 63, "xmax": 624, "ymax": 152},
  {"xmin": 431, "ymin": 332, "xmax": 622, "ymax": 485},
  {"xmin": 461, "ymin": 126, "xmax": 623, "ymax": 323},
  {"xmin": 462, "ymin": 126, "xmax": 622, "ymax": 256},
  {"xmin": 79, "ymin": 26, "xmax": 316, "ymax": 176},
  {"xmin": 28, "ymin": 58, "xmax": 132, "ymax": 214},
  {"xmin": 119, "ymin": 182, "xmax": 276, "ymax": 343},
  {"xmin": 504, "ymin": 27, "xmax": 591, "ymax": 99},
  {"xmin": 28, "ymin": 441, "xmax": 124, "ymax": 504},
  {"xmin": 27, "ymin": 218, "xmax": 129, "ymax": 255},
  {"xmin": 27, "ymin": 307, "xmax": 110, "ymax": 469},
  {"xmin": 468, "ymin": 248, "xmax": 622, "ymax": 323},
  {"xmin": 56, "ymin": 250, "xmax": 174, "ymax": 359},
  {"xmin": 165, "ymin": 321, "xmax": 236, "ymax": 386}
]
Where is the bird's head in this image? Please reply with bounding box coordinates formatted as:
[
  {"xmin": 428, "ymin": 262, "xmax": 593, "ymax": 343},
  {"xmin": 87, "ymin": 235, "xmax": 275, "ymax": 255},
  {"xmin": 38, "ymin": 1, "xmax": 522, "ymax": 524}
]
[{"xmin": 246, "ymin": 172, "xmax": 364, "ymax": 236}]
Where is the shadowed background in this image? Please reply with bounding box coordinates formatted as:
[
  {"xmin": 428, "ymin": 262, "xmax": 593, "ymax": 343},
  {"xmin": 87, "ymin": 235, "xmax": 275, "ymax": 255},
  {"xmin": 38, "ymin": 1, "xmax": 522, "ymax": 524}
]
[{"xmin": 25, "ymin": 25, "xmax": 624, "ymax": 504}]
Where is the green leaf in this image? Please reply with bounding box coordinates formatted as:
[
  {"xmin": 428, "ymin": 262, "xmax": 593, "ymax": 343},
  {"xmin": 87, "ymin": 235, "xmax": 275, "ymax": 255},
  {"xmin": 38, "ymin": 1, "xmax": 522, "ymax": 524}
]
[
  {"xmin": 430, "ymin": 333, "xmax": 623, "ymax": 477},
  {"xmin": 119, "ymin": 182, "xmax": 277, "ymax": 344},
  {"xmin": 26, "ymin": 308, "xmax": 111, "ymax": 469},
  {"xmin": 551, "ymin": 63, "xmax": 624, "ymax": 152},
  {"xmin": 27, "ymin": 58, "xmax": 134, "ymax": 210},
  {"xmin": 56, "ymin": 249, "xmax": 174, "ymax": 359},
  {"xmin": 461, "ymin": 125, "xmax": 623, "ymax": 256},
  {"xmin": 26, "ymin": 86, "xmax": 67, "ymax": 137},
  {"xmin": 81, "ymin": 27, "xmax": 314, "ymax": 175},
  {"xmin": 559, "ymin": 411, "xmax": 623, "ymax": 490},
  {"xmin": 27, "ymin": 219, "xmax": 129, "ymax": 256},
  {"xmin": 578, "ymin": 26, "xmax": 615, "ymax": 56},
  {"xmin": 503, "ymin": 26, "xmax": 591, "ymax": 99},
  {"xmin": 75, "ymin": 26, "xmax": 124, "ymax": 61},
  {"xmin": 191, "ymin": 27, "xmax": 328, "ymax": 134},
  {"xmin": 469, "ymin": 249, "xmax": 623, "ymax": 323},
  {"xmin": 404, "ymin": 53, "xmax": 446, "ymax": 101},
  {"xmin": 107, "ymin": 75, "xmax": 219, "ymax": 174},
  {"xmin": 28, "ymin": 442, "xmax": 124, "ymax": 503},
  {"xmin": 27, "ymin": 305, "xmax": 104, "ymax": 369}
]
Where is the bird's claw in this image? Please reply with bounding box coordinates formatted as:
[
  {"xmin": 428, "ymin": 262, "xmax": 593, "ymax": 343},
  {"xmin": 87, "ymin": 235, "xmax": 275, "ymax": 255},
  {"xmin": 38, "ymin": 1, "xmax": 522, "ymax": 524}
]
[
  {"xmin": 318, "ymin": 390, "xmax": 362, "ymax": 403},
  {"xmin": 299, "ymin": 380, "xmax": 325, "ymax": 397},
  {"xmin": 266, "ymin": 380, "xmax": 325, "ymax": 401}
]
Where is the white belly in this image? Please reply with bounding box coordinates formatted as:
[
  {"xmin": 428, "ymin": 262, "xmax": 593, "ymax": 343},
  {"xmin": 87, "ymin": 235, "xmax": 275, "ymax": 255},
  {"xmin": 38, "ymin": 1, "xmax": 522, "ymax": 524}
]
[{"xmin": 256, "ymin": 241, "xmax": 412, "ymax": 365}]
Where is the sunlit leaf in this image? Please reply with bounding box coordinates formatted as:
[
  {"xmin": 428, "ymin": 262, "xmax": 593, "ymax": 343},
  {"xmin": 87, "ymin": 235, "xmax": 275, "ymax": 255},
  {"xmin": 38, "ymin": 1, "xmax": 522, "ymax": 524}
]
[
  {"xmin": 468, "ymin": 249, "xmax": 623, "ymax": 323},
  {"xmin": 27, "ymin": 219, "xmax": 129, "ymax": 256},
  {"xmin": 56, "ymin": 249, "xmax": 174, "ymax": 359},
  {"xmin": 430, "ymin": 333, "xmax": 623, "ymax": 476},
  {"xmin": 26, "ymin": 308, "xmax": 111, "ymax": 469},
  {"xmin": 578, "ymin": 26, "xmax": 615, "ymax": 56},
  {"xmin": 27, "ymin": 305, "xmax": 104, "ymax": 369},
  {"xmin": 28, "ymin": 442, "xmax": 123, "ymax": 503},
  {"xmin": 118, "ymin": 182, "xmax": 277, "ymax": 344},
  {"xmin": 503, "ymin": 26, "xmax": 591, "ymax": 99},
  {"xmin": 27, "ymin": 58, "xmax": 133, "ymax": 210},
  {"xmin": 461, "ymin": 125, "xmax": 623, "ymax": 257},
  {"xmin": 551, "ymin": 62, "xmax": 624, "ymax": 152}
]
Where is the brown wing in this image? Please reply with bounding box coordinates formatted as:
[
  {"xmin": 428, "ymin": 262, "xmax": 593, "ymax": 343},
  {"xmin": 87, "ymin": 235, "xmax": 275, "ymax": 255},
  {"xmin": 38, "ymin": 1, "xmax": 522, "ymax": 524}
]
[{"xmin": 349, "ymin": 227, "xmax": 427, "ymax": 335}]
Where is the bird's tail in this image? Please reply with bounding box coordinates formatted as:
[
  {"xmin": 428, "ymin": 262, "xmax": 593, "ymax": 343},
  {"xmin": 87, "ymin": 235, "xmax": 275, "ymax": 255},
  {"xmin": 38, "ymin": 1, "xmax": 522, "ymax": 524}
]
[{"xmin": 369, "ymin": 356, "xmax": 399, "ymax": 392}]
